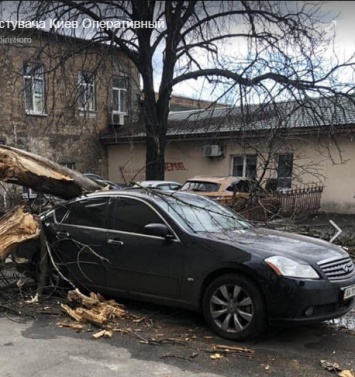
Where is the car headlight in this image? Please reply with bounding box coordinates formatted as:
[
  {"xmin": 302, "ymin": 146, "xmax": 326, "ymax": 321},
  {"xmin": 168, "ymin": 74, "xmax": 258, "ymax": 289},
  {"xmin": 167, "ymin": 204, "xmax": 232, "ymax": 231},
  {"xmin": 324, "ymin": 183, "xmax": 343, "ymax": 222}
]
[{"xmin": 265, "ymin": 256, "xmax": 320, "ymax": 279}]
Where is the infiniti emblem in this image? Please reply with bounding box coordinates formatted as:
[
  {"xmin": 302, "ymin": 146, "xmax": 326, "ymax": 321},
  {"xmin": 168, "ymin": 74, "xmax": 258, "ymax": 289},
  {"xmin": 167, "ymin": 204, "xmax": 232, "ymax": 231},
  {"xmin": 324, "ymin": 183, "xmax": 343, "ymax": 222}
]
[{"xmin": 343, "ymin": 264, "xmax": 351, "ymax": 273}]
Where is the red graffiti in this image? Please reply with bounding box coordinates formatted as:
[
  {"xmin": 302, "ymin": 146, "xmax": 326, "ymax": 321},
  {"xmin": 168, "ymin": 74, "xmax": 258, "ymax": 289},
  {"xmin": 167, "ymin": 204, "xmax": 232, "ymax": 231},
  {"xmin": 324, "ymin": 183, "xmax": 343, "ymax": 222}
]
[{"xmin": 165, "ymin": 162, "xmax": 187, "ymax": 171}]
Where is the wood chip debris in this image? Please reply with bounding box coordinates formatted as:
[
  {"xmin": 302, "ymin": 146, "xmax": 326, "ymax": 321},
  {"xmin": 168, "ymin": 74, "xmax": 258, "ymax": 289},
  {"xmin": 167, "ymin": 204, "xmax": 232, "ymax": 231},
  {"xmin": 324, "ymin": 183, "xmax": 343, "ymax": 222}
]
[
  {"xmin": 92, "ymin": 330, "xmax": 113, "ymax": 339},
  {"xmin": 56, "ymin": 322, "xmax": 85, "ymax": 331},
  {"xmin": 320, "ymin": 360, "xmax": 355, "ymax": 377},
  {"xmin": 160, "ymin": 352, "xmax": 198, "ymax": 362},
  {"xmin": 205, "ymin": 344, "xmax": 254, "ymax": 358},
  {"xmin": 339, "ymin": 371, "xmax": 355, "ymax": 377},
  {"xmin": 210, "ymin": 353, "xmax": 223, "ymax": 360},
  {"xmin": 59, "ymin": 289, "xmax": 129, "ymax": 334}
]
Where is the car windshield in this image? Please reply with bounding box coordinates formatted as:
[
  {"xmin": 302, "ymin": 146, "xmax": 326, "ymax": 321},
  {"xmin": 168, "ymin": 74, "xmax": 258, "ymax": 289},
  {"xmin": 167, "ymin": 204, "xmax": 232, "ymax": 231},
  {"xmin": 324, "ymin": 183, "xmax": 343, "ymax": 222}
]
[
  {"xmin": 181, "ymin": 181, "xmax": 220, "ymax": 192},
  {"xmin": 156, "ymin": 193, "xmax": 251, "ymax": 232}
]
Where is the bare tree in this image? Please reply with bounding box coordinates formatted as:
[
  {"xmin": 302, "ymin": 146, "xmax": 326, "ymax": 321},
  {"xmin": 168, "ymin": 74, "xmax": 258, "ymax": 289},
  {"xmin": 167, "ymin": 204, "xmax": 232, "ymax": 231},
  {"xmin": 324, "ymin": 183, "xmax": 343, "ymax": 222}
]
[{"xmin": 5, "ymin": 0, "xmax": 353, "ymax": 180}]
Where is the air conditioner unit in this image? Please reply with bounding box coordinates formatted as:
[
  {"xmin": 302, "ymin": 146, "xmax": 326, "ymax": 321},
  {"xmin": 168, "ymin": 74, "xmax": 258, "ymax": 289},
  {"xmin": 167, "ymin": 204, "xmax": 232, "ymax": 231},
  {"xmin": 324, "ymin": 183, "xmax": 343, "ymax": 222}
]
[
  {"xmin": 203, "ymin": 145, "xmax": 223, "ymax": 157},
  {"xmin": 111, "ymin": 112, "xmax": 125, "ymax": 126}
]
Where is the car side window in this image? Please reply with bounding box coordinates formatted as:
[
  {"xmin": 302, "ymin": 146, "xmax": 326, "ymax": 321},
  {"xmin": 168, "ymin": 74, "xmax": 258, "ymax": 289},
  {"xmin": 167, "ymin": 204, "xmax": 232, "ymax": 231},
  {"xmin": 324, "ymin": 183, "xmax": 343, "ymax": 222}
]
[
  {"xmin": 156, "ymin": 184, "xmax": 170, "ymax": 190},
  {"xmin": 54, "ymin": 203, "xmax": 73, "ymax": 223},
  {"xmin": 226, "ymin": 181, "xmax": 250, "ymax": 193},
  {"xmin": 236, "ymin": 180, "xmax": 251, "ymax": 193},
  {"xmin": 111, "ymin": 198, "xmax": 164, "ymax": 234},
  {"xmin": 225, "ymin": 183, "xmax": 236, "ymax": 192},
  {"xmin": 55, "ymin": 197, "xmax": 110, "ymax": 228}
]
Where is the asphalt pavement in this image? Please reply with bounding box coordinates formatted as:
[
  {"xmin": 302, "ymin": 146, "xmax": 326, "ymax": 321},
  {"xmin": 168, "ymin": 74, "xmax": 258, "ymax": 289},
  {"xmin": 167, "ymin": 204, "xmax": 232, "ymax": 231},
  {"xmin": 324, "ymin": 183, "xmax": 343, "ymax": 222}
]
[{"xmin": 0, "ymin": 299, "xmax": 354, "ymax": 377}]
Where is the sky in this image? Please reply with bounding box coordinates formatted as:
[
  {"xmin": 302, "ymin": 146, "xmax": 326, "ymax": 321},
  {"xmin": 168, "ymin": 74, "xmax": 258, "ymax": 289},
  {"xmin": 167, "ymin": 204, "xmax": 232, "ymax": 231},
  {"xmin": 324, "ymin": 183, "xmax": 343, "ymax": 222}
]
[
  {"xmin": 319, "ymin": 1, "xmax": 355, "ymax": 59},
  {"xmin": 172, "ymin": 1, "xmax": 355, "ymax": 102}
]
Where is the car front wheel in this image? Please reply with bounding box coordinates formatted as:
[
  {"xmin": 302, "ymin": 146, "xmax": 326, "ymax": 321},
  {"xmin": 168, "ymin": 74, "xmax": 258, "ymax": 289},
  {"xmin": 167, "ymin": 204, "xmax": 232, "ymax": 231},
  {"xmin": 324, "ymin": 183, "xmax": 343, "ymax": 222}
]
[{"xmin": 202, "ymin": 274, "xmax": 266, "ymax": 340}]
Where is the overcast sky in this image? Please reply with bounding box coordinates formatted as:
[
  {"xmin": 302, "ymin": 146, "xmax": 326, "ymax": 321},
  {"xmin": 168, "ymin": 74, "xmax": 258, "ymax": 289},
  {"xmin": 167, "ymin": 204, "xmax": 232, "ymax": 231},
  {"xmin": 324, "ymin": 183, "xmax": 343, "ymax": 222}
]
[
  {"xmin": 320, "ymin": 1, "xmax": 355, "ymax": 59},
  {"xmin": 172, "ymin": 1, "xmax": 355, "ymax": 101}
]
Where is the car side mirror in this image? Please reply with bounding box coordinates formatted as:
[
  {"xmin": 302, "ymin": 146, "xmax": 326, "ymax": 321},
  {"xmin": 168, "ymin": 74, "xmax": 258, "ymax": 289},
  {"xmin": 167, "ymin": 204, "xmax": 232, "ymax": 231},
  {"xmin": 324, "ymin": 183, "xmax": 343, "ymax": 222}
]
[{"xmin": 144, "ymin": 223, "xmax": 172, "ymax": 238}]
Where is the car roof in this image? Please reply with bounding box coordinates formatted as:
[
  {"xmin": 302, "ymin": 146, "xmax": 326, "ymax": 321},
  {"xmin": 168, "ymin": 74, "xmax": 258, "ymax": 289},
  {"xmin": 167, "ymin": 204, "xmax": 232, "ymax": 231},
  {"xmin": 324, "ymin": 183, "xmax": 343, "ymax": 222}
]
[
  {"xmin": 137, "ymin": 180, "xmax": 181, "ymax": 185},
  {"xmin": 185, "ymin": 176, "xmax": 246, "ymax": 184},
  {"xmin": 60, "ymin": 188, "xmax": 194, "ymax": 204}
]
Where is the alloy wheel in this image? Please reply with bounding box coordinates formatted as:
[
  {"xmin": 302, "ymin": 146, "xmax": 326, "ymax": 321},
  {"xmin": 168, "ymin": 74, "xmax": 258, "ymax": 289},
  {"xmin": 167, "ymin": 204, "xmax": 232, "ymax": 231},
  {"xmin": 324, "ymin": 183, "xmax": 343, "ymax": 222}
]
[{"xmin": 209, "ymin": 283, "xmax": 254, "ymax": 333}]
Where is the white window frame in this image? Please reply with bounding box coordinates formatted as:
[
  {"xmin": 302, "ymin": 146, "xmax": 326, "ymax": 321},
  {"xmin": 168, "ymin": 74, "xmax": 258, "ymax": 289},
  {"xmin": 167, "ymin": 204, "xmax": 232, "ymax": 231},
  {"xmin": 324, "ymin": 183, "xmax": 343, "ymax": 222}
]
[
  {"xmin": 24, "ymin": 62, "xmax": 46, "ymax": 115},
  {"xmin": 112, "ymin": 75, "xmax": 128, "ymax": 114},
  {"xmin": 277, "ymin": 154, "xmax": 293, "ymax": 189},
  {"xmin": 60, "ymin": 162, "xmax": 76, "ymax": 170},
  {"xmin": 22, "ymin": 187, "xmax": 37, "ymax": 199},
  {"xmin": 231, "ymin": 154, "xmax": 257, "ymax": 179},
  {"xmin": 78, "ymin": 71, "xmax": 95, "ymax": 112}
]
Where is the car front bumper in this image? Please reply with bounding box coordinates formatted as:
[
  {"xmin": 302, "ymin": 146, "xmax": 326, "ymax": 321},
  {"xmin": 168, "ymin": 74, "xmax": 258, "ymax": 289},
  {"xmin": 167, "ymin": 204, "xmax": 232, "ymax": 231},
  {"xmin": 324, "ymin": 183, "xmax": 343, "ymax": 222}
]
[{"xmin": 263, "ymin": 275, "xmax": 355, "ymax": 326}]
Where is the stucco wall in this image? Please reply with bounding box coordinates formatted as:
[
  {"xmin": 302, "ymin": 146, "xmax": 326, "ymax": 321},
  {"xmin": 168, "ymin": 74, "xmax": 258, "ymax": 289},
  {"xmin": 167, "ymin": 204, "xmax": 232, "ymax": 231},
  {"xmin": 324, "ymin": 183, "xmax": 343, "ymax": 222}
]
[{"xmin": 107, "ymin": 133, "xmax": 355, "ymax": 213}]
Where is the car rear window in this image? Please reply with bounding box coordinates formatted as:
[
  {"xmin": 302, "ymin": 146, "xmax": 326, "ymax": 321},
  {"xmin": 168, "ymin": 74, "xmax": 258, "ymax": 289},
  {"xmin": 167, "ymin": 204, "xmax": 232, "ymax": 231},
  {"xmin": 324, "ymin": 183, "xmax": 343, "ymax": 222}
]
[
  {"xmin": 181, "ymin": 181, "xmax": 220, "ymax": 192},
  {"xmin": 226, "ymin": 180, "xmax": 251, "ymax": 193},
  {"xmin": 54, "ymin": 198, "xmax": 110, "ymax": 228}
]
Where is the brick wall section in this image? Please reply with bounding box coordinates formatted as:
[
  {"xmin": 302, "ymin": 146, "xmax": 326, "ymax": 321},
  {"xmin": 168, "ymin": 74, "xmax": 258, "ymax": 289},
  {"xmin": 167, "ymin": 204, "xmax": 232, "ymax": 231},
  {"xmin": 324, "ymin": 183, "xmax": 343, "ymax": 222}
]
[{"xmin": 0, "ymin": 30, "xmax": 140, "ymax": 177}]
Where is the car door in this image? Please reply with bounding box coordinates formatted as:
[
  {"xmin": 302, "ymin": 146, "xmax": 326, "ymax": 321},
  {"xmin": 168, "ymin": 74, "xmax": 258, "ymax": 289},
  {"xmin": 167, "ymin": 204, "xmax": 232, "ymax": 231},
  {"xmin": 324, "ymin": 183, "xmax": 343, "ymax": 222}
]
[
  {"xmin": 46, "ymin": 196, "xmax": 112, "ymax": 290},
  {"xmin": 105, "ymin": 196, "xmax": 185, "ymax": 299}
]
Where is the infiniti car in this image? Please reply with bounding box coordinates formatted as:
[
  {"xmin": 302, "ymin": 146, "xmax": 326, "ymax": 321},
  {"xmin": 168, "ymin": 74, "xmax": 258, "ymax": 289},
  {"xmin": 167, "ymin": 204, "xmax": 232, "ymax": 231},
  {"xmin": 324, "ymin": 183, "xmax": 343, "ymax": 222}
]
[{"xmin": 14, "ymin": 190, "xmax": 355, "ymax": 340}]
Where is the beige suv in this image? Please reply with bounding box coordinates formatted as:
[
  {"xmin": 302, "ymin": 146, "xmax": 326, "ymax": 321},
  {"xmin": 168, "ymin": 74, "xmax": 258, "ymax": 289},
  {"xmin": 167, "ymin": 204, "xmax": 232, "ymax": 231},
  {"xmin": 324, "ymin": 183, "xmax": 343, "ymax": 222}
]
[{"xmin": 180, "ymin": 176, "xmax": 253, "ymax": 206}]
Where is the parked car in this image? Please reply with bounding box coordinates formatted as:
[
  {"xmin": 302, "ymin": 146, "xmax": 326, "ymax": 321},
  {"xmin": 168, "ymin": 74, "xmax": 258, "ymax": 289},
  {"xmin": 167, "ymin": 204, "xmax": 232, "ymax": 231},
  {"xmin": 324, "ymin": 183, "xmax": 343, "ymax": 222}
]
[
  {"xmin": 180, "ymin": 176, "xmax": 253, "ymax": 205},
  {"xmin": 83, "ymin": 173, "xmax": 125, "ymax": 190},
  {"xmin": 14, "ymin": 190, "xmax": 355, "ymax": 340},
  {"xmin": 133, "ymin": 180, "xmax": 182, "ymax": 191}
]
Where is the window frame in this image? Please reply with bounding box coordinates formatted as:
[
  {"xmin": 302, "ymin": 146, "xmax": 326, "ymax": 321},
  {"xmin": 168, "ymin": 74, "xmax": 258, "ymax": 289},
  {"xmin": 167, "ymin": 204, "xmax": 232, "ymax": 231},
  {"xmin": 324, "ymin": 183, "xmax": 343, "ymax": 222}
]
[
  {"xmin": 277, "ymin": 154, "xmax": 293, "ymax": 189},
  {"xmin": 59, "ymin": 162, "xmax": 76, "ymax": 170},
  {"xmin": 23, "ymin": 61, "xmax": 46, "ymax": 115},
  {"xmin": 109, "ymin": 197, "xmax": 173, "ymax": 236},
  {"xmin": 231, "ymin": 154, "xmax": 257, "ymax": 179},
  {"xmin": 54, "ymin": 197, "xmax": 111, "ymax": 229},
  {"xmin": 112, "ymin": 75, "xmax": 128, "ymax": 114},
  {"xmin": 78, "ymin": 71, "xmax": 96, "ymax": 112}
]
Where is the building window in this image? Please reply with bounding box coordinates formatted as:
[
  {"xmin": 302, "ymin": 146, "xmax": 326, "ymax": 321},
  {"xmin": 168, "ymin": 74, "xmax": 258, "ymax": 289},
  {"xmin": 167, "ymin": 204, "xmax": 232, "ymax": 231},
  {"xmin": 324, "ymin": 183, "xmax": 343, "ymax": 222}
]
[
  {"xmin": 112, "ymin": 76, "xmax": 128, "ymax": 114},
  {"xmin": 277, "ymin": 154, "xmax": 293, "ymax": 189},
  {"xmin": 232, "ymin": 155, "xmax": 257, "ymax": 179},
  {"xmin": 24, "ymin": 62, "xmax": 45, "ymax": 114},
  {"xmin": 22, "ymin": 187, "xmax": 37, "ymax": 199},
  {"xmin": 60, "ymin": 162, "xmax": 76, "ymax": 170},
  {"xmin": 78, "ymin": 71, "xmax": 95, "ymax": 111}
]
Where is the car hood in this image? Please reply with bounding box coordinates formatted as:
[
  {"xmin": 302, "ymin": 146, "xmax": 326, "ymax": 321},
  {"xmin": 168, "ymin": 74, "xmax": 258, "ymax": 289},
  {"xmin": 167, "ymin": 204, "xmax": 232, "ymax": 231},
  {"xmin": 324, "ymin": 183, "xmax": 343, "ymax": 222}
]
[{"xmin": 202, "ymin": 227, "xmax": 347, "ymax": 264}]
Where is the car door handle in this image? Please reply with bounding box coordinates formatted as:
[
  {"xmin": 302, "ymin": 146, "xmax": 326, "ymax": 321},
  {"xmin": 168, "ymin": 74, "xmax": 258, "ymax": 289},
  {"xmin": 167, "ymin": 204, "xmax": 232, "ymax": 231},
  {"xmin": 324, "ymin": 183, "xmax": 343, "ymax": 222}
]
[
  {"xmin": 107, "ymin": 238, "xmax": 124, "ymax": 246},
  {"xmin": 57, "ymin": 231, "xmax": 70, "ymax": 238}
]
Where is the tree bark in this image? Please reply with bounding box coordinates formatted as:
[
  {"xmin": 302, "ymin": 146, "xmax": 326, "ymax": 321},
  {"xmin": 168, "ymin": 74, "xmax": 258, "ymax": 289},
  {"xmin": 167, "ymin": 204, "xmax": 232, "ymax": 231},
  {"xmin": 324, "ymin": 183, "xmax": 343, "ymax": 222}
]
[
  {"xmin": 0, "ymin": 145, "xmax": 105, "ymax": 200},
  {"xmin": 0, "ymin": 206, "xmax": 40, "ymax": 261},
  {"xmin": 0, "ymin": 146, "xmax": 111, "ymax": 296}
]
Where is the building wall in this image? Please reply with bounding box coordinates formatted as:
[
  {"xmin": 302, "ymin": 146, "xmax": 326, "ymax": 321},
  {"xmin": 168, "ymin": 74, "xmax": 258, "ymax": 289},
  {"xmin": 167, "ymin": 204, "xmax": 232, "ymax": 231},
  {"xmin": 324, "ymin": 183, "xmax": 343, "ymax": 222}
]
[
  {"xmin": 107, "ymin": 133, "xmax": 355, "ymax": 213},
  {"xmin": 0, "ymin": 31, "xmax": 140, "ymax": 178}
]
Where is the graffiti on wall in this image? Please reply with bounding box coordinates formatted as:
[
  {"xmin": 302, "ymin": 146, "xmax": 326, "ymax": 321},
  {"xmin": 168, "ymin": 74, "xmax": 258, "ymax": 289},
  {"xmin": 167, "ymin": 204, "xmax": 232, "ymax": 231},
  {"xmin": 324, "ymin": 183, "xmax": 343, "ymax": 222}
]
[
  {"xmin": 165, "ymin": 161, "xmax": 187, "ymax": 171},
  {"xmin": 120, "ymin": 161, "xmax": 188, "ymax": 183}
]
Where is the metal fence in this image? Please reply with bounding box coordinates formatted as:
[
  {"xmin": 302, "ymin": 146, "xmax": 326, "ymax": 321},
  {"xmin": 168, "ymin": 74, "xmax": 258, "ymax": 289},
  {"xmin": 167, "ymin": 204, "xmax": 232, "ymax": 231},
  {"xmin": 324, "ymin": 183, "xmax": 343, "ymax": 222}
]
[
  {"xmin": 230, "ymin": 185, "xmax": 324, "ymax": 222},
  {"xmin": 275, "ymin": 186, "xmax": 324, "ymax": 216}
]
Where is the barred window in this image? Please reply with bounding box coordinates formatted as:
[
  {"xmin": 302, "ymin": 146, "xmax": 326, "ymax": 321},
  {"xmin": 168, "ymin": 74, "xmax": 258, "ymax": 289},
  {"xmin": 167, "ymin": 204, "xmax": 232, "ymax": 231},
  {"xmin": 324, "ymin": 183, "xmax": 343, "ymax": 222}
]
[{"xmin": 78, "ymin": 71, "xmax": 95, "ymax": 111}]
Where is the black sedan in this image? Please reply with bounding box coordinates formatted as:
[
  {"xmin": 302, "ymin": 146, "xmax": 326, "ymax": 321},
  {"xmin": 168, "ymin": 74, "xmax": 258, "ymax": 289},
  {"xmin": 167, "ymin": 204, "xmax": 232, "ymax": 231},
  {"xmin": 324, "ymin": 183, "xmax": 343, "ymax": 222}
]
[{"xmin": 15, "ymin": 190, "xmax": 355, "ymax": 340}]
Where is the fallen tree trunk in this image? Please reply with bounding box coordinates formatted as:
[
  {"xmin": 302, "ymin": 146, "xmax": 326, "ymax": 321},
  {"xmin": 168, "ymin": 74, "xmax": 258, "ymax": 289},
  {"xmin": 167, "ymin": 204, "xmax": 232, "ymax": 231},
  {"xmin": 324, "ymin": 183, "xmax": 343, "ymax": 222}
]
[
  {"xmin": 0, "ymin": 145, "xmax": 105, "ymax": 200},
  {"xmin": 0, "ymin": 206, "xmax": 40, "ymax": 261},
  {"xmin": 0, "ymin": 146, "xmax": 112, "ymax": 296}
]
